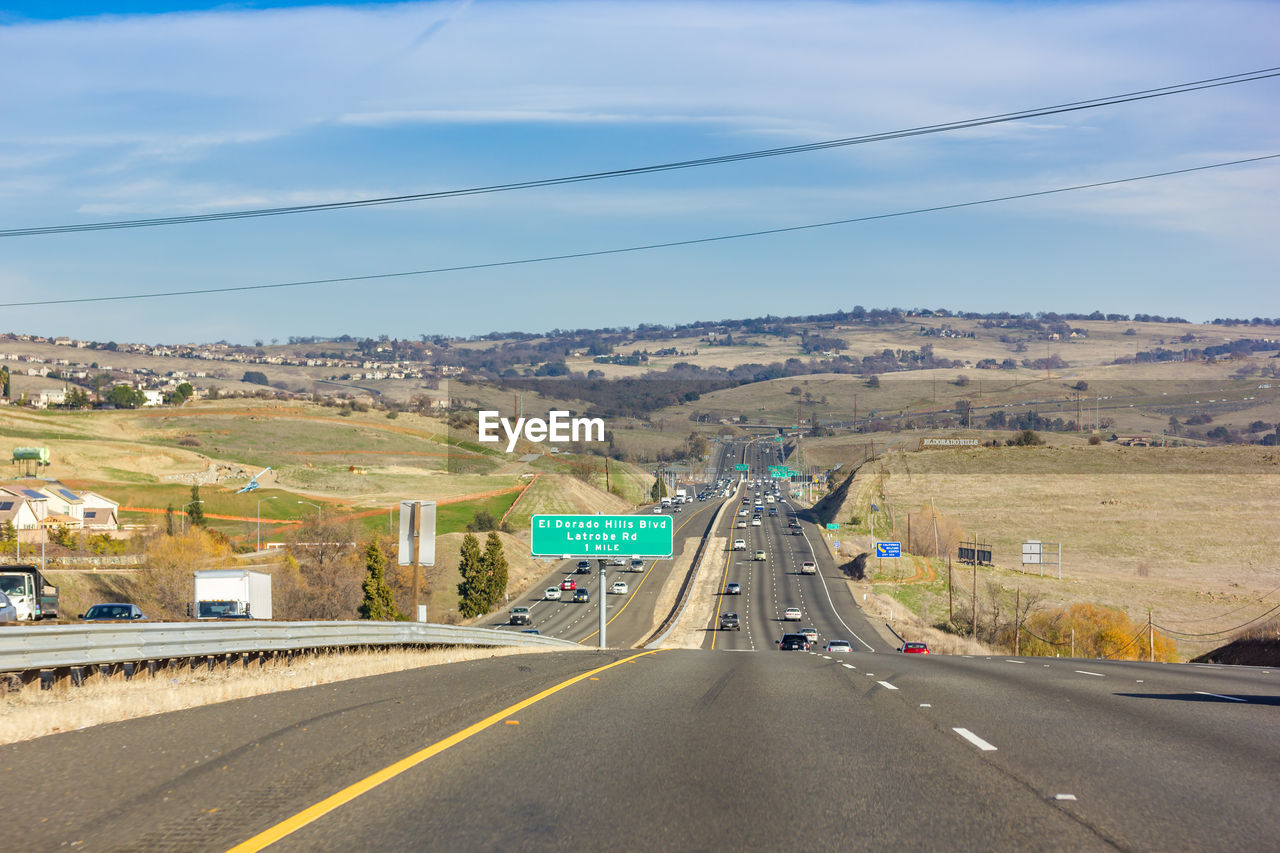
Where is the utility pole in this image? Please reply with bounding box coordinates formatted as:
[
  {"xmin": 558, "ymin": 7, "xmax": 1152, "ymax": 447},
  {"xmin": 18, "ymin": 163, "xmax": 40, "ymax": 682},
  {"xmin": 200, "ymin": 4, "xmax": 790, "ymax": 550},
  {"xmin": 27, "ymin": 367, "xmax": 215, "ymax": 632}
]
[
  {"xmin": 947, "ymin": 557, "xmax": 953, "ymax": 625},
  {"xmin": 605, "ymin": 456, "xmax": 610, "ymax": 493},
  {"xmin": 1071, "ymin": 627, "xmax": 1075, "ymax": 658},
  {"xmin": 1149, "ymin": 610, "xmax": 1154, "ymax": 662},
  {"xmin": 1015, "ymin": 588, "xmax": 1021, "ymax": 655},
  {"xmin": 971, "ymin": 560, "xmax": 977, "ymax": 639}
]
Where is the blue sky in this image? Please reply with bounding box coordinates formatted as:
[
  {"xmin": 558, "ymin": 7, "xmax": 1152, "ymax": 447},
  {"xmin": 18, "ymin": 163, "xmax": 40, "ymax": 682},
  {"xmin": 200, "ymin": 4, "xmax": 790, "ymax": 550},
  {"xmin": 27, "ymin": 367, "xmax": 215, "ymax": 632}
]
[{"xmin": 1, "ymin": 0, "xmax": 1278, "ymax": 344}]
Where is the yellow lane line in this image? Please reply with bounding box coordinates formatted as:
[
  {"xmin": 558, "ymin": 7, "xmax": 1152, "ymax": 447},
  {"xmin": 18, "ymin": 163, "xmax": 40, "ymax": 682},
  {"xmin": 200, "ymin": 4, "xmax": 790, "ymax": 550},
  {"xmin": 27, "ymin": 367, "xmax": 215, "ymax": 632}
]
[
  {"xmin": 226, "ymin": 650, "xmax": 660, "ymax": 852},
  {"xmin": 579, "ymin": 501, "xmax": 721, "ymax": 643},
  {"xmin": 709, "ymin": 546, "xmax": 734, "ymax": 651}
]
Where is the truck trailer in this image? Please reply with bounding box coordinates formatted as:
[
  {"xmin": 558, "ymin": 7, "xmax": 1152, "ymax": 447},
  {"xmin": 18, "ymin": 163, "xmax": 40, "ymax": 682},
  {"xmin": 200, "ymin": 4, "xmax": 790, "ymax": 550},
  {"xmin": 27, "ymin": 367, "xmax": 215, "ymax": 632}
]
[{"xmin": 193, "ymin": 569, "xmax": 272, "ymax": 619}]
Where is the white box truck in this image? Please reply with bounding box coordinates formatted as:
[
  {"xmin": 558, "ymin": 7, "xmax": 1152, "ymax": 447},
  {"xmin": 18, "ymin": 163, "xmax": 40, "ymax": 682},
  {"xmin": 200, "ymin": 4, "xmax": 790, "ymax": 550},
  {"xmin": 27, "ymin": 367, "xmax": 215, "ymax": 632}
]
[{"xmin": 193, "ymin": 569, "xmax": 272, "ymax": 619}]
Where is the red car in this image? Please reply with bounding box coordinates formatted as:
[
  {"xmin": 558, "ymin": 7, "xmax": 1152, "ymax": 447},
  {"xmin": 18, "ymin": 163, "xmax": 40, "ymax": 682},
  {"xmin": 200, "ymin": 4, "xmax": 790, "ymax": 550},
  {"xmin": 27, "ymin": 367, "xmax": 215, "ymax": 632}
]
[
  {"xmin": 560, "ymin": 578, "xmax": 577, "ymax": 591},
  {"xmin": 900, "ymin": 642, "xmax": 930, "ymax": 654}
]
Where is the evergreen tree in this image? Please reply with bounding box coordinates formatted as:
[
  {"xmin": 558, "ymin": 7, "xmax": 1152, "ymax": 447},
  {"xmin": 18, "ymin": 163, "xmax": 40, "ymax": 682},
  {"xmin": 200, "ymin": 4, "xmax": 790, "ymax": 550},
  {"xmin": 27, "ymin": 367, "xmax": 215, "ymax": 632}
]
[
  {"xmin": 165, "ymin": 503, "xmax": 175, "ymax": 536},
  {"xmin": 456, "ymin": 533, "xmax": 487, "ymax": 618},
  {"xmin": 359, "ymin": 538, "xmax": 398, "ymax": 620},
  {"xmin": 481, "ymin": 531, "xmax": 508, "ymax": 611},
  {"xmin": 187, "ymin": 485, "xmax": 206, "ymax": 528}
]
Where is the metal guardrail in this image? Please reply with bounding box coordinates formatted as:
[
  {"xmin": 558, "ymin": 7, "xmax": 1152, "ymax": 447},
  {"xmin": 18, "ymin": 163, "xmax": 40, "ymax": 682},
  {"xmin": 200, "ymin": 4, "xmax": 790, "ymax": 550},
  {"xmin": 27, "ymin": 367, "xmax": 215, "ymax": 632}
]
[{"xmin": 0, "ymin": 621, "xmax": 581, "ymax": 675}]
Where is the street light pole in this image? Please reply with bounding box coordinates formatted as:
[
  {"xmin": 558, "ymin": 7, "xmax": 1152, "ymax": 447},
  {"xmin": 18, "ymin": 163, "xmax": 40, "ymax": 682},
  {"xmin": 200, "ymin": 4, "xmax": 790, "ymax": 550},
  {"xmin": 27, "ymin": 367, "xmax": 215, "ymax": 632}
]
[
  {"xmin": 297, "ymin": 501, "xmax": 322, "ymax": 523},
  {"xmin": 257, "ymin": 496, "xmax": 277, "ymax": 551}
]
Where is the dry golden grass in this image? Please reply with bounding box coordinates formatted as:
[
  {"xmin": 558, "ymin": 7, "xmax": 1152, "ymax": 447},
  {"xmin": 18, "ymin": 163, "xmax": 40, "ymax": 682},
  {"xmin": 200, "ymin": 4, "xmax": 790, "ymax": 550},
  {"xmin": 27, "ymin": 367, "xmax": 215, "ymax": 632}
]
[
  {"xmin": 826, "ymin": 444, "xmax": 1280, "ymax": 657},
  {"xmin": 0, "ymin": 645, "xmax": 572, "ymax": 745}
]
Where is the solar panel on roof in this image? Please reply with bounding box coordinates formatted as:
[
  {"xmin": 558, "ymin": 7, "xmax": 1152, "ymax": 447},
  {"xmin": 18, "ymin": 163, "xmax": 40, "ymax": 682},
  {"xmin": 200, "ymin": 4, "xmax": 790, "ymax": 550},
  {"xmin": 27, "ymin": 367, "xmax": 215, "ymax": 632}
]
[
  {"xmin": 0, "ymin": 501, "xmax": 13, "ymax": 511},
  {"xmin": 57, "ymin": 489, "xmax": 81, "ymax": 501},
  {"xmin": 21, "ymin": 489, "xmax": 47, "ymax": 500}
]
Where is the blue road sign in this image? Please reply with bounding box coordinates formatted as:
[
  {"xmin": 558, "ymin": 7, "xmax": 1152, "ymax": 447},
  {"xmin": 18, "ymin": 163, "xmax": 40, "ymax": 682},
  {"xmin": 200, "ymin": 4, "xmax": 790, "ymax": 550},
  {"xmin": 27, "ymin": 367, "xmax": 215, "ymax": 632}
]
[{"xmin": 876, "ymin": 541, "xmax": 901, "ymax": 558}]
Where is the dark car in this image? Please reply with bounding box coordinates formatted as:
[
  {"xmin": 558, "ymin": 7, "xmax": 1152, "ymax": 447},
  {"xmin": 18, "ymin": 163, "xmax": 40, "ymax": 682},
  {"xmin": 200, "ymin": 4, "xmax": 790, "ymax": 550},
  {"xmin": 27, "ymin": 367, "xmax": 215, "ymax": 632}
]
[
  {"xmin": 725, "ymin": 582, "xmax": 741, "ymax": 595},
  {"xmin": 778, "ymin": 633, "xmax": 810, "ymax": 651},
  {"xmin": 576, "ymin": 560, "xmax": 592, "ymax": 574},
  {"xmin": 572, "ymin": 588, "xmax": 590, "ymax": 603},
  {"xmin": 79, "ymin": 603, "xmax": 145, "ymax": 621},
  {"xmin": 719, "ymin": 611, "xmax": 740, "ymax": 631}
]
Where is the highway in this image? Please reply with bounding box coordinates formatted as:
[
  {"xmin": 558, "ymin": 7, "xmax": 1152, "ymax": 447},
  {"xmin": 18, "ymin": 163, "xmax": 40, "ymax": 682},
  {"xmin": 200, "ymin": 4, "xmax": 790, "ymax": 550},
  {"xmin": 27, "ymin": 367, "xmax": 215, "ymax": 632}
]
[
  {"xmin": 482, "ymin": 440, "xmax": 740, "ymax": 648},
  {"xmin": 3, "ymin": 439, "xmax": 1275, "ymax": 850},
  {"xmin": 3, "ymin": 647, "xmax": 1274, "ymax": 850}
]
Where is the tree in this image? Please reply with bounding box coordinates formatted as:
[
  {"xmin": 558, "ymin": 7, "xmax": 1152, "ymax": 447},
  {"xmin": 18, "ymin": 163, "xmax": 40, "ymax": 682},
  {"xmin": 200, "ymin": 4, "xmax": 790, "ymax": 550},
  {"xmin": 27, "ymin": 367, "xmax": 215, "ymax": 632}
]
[
  {"xmin": 467, "ymin": 509, "xmax": 498, "ymax": 532},
  {"xmin": 165, "ymin": 503, "xmax": 175, "ymax": 536},
  {"xmin": 650, "ymin": 477, "xmax": 667, "ymax": 502},
  {"xmin": 64, "ymin": 388, "xmax": 92, "ymax": 409},
  {"xmin": 866, "ymin": 375, "xmax": 880, "ymax": 388},
  {"xmin": 481, "ymin": 532, "xmax": 509, "ymax": 612},
  {"xmin": 242, "ymin": 371, "xmax": 269, "ymax": 385},
  {"xmin": 456, "ymin": 533, "xmax": 487, "ymax": 618},
  {"xmin": 187, "ymin": 485, "xmax": 206, "ymax": 528},
  {"xmin": 106, "ymin": 384, "xmax": 146, "ymax": 408},
  {"xmin": 1008, "ymin": 429, "xmax": 1045, "ymax": 446},
  {"xmin": 359, "ymin": 538, "xmax": 399, "ymax": 620}
]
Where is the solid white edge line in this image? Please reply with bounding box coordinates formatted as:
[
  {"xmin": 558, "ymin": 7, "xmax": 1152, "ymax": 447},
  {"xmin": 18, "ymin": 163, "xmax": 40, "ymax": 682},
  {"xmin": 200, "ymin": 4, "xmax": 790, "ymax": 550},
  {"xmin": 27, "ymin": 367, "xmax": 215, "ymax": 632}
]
[
  {"xmin": 1195, "ymin": 691, "xmax": 1247, "ymax": 702},
  {"xmin": 953, "ymin": 728, "xmax": 998, "ymax": 751},
  {"xmin": 798, "ymin": 526, "xmax": 876, "ymax": 652}
]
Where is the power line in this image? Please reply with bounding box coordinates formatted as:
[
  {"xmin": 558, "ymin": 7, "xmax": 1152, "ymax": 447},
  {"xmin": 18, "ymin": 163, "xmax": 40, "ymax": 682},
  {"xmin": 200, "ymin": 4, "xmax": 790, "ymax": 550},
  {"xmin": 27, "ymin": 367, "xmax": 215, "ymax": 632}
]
[
  {"xmin": 3, "ymin": 67, "xmax": 1278, "ymax": 238},
  {"xmin": 2, "ymin": 153, "xmax": 1274, "ymax": 309},
  {"xmin": 1155, "ymin": 600, "xmax": 1280, "ymax": 639}
]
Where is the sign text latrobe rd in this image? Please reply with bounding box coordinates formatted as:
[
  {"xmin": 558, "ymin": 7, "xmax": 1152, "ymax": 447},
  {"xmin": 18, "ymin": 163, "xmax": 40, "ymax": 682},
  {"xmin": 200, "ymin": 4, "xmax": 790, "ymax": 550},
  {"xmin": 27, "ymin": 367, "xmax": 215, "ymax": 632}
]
[{"xmin": 531, "ymin": 514, "xmax": 673, "ymax": 558}]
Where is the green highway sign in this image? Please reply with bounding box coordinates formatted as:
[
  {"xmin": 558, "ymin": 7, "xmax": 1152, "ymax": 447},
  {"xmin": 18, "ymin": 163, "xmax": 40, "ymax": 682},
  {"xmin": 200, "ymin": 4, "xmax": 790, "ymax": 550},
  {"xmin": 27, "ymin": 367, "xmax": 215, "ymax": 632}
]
[
  {"xmin": 768, "ymin": 465, "xmax": 794, "ymax": 478},
  {"xmin": 826, "ymin": 523, "xmax": 840, "ymax": 530},
  {"xmin": 531, "ymin": 514, "xmax": 673, "ymax": 558},
  {"xmin": 734, "ymin": 463, "xmax": 750, "ymax": 471},
  {"xmin": 774, "ymin": 436, "xmax": 784, "ymax": 442}
]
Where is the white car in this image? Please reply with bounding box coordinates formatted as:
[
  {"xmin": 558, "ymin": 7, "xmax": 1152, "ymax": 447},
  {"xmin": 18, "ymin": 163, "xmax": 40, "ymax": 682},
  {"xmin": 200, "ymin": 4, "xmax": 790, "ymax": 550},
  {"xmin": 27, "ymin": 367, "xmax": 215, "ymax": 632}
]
[
  {"xmin": 630, "ymin": 558, "xmax": 646, "ymax": 572},
  {"xmin": 800, "ymin": 561, "xmax": 817, "ymax": 575},
  {"xmin": 783, "ymin": 607, "xmax": 802, "ymax": 621},
  {"xmin": 610, "ymin": 581, "xmax": 629, "ymax": 595},
  {"xmin": 733, "ymin": 538, "xmax": 746, "ymax": 551},
  {"xmin": 545, "ymin": 587, "xmax": 562, "ymax": 601},
  {"xmin": 751, "ymin": 518, "xmax": 761, "ymax": 526}
]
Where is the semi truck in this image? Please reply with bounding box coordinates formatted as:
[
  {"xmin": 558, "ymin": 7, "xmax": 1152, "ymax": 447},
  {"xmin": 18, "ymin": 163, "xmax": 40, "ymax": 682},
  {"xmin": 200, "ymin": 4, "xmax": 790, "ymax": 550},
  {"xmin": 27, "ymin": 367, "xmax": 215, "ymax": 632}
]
[
  {"xmin": 0, "ymin": 564, "xmax": 59, "ymax": 620},
  {"xmin": 193, "ymin": 569, "xmax": 272, "ymax": 619}
]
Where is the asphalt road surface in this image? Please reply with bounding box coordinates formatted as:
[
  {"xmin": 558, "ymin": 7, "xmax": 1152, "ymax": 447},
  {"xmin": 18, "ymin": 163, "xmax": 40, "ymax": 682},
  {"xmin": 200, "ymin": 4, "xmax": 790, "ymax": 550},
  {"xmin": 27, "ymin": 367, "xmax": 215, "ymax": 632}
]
[{"xmin": 3, "ymin": 648, "xmax": 1274, "ymax": 851}]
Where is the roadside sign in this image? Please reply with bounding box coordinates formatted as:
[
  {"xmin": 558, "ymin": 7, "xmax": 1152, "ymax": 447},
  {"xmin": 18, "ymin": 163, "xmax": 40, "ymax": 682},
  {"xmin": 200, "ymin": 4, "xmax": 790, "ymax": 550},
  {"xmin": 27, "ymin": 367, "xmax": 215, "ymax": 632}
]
[
  {"xmin": 734, "ymin": 463, "xmax": 750, "ymax": 471},
  {"xmin": 876, "ymin": 541, "xmax": 902, "ymax": 558},
  {"xmin": 825, "ymin": 523, "xmax": 839, "ymax": 530},
  {"xmin": 531, "ymin": 514, "xmax": 673, "ymax": 558},
  {"xmin": 774, "ymin": 436, "xmax": 784, "ymax": 442},
  {"xmin": 769, "ymin": 465, "xmax": 793, "ymax": 478},
  {"xmin": 398, "ymin": 500, "xmax": 436, "ymax": 566}
]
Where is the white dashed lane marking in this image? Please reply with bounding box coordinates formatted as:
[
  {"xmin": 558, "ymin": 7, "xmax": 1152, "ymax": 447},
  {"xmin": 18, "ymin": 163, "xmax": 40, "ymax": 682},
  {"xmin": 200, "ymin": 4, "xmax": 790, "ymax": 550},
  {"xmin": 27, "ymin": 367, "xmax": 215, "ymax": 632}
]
[{"xmin": 954, "ymin": 728, "xmax": 998, "ymax": 751}]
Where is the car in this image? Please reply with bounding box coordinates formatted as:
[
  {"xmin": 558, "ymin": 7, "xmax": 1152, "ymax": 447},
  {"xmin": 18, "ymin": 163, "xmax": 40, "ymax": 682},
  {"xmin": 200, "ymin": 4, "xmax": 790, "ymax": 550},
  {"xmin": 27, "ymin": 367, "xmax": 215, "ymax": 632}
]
[
  {"xmin": 545, "ymin": 586, "xmax": 562, "ymax": 600},
  {"xmin": 509, "ymin": 606, "xmax": 532, "ymax": 626},
  {"xmin": 610, "ymin": 581, "xmax": 628, "ymax": 595},
  {"xmin": 800, "ymin": 561, "xmax": 817, "ymax": 575},
  {"xmin": 79, "ymin": 603, "xmax": 145, "ymax": 621},
  {"xmin": 608, "ymin": 557, "xmax": 627, "ymax": 566},
  {"xmin": 654, "ymin": 506, "xmax": 663, "ymax": 513},
  {"xmin": 576, "ymin": 560, "xmax": 591, "ymax": 574},
  {"xmin": 733, "ymin": 539, "xmax": 746, "ymax": 551},
  {"xmin": 778, "ymin": 633, "xmax": 810, "ymax": 651},
  {"xmin": 719, "ymin": 611, "xmax": 740, "ymax": 631},
  {"xmin": 560, "ymin": 578, "xmax": 577, "ymax": 591},
  {"xmin": 799, "ymin": 627, "xmax": 818, "ymax": 645},
  {"xmin": 735, "ymin": 520, "xmax": 747, "ymax": 529},
  {"xmin": 754, "ymin": 550, "xmax": 767, "ymax": 561},
  {"xmin": 0, "ymin": 590, "xmax": 15, "ymax": 622},
  {"xmin": 768, "ymin": 507, "xmax": 778, "ymax": 516},
  {"xmin": 572, "ymin": 588, "xmax": 591, "ymax": 603},
  {"xmin": 826, "ymin": 640, "xmax": 853, "ymax": 653},
  {"xmin": 673, "ymin": 505, "xmax": 681, "ymax": 512},
  {"xmin": 782, "ymin": 607, "xmax": 802, "ymax": 621},
  {"xmin": 630, "ymin": 558, "xmax": 646, "ymax": 572},
  {"xmin": 725, "ymin": 582, "xmax": 741, "ymax": 595},
  {"xmin": 738, "ymin": 509, "xmax": 749, "ymax": 517},
  {"xmin": 751, "ymin": 518, "xmax": 761, "ymax": 526},
  {"xmin": 900, "ymin": 642, "xmax": 931, "ymax": 654}
]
